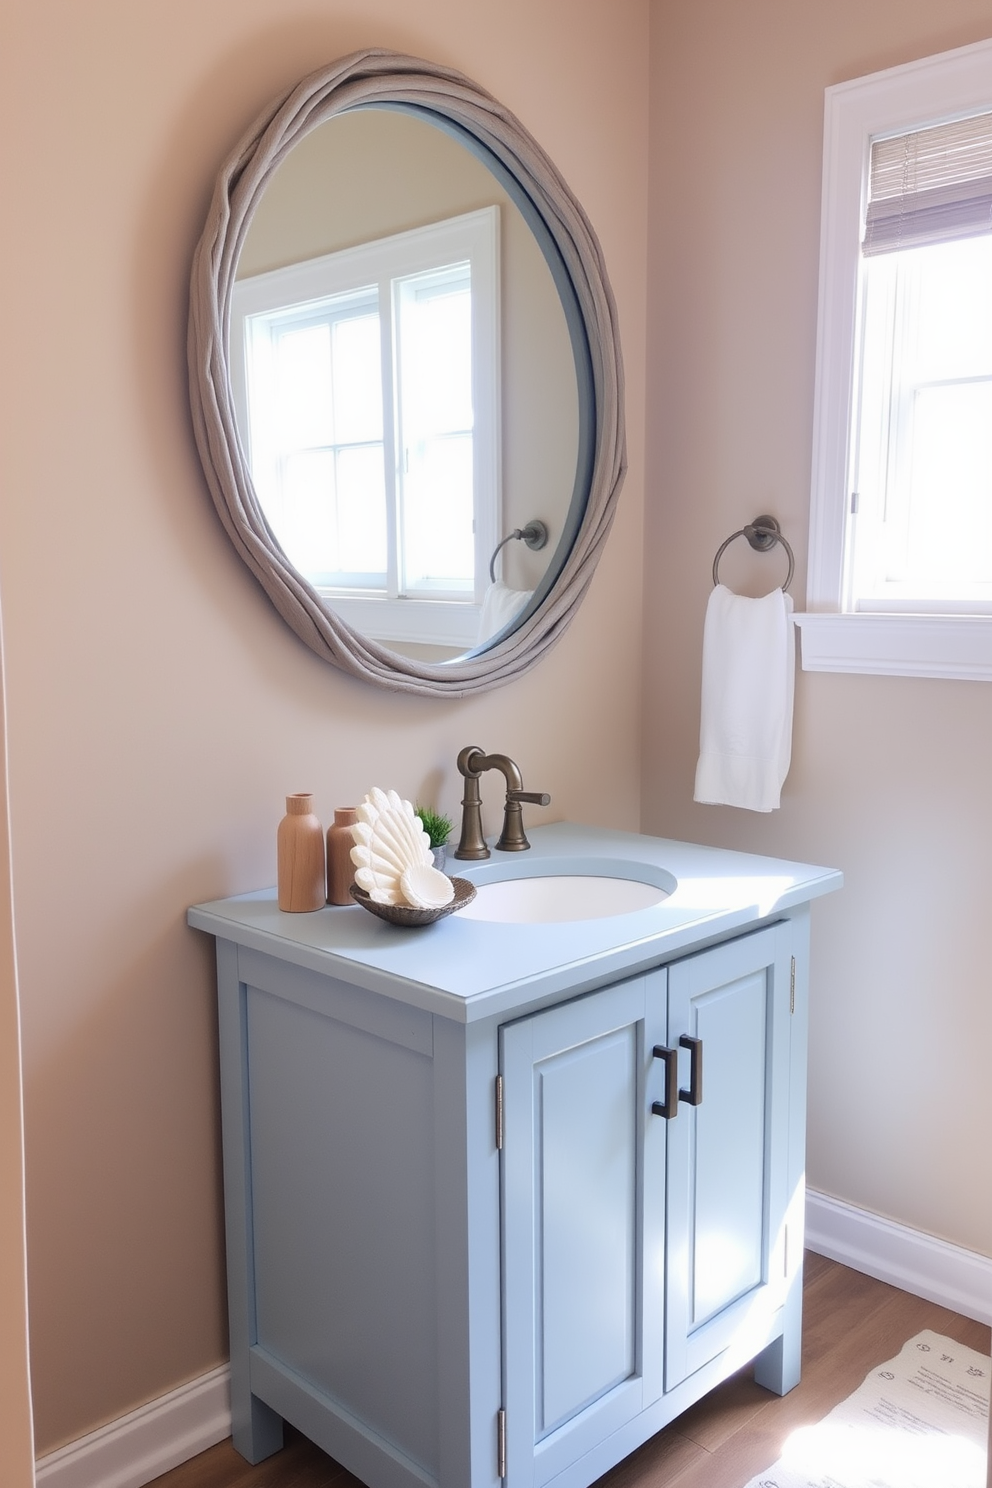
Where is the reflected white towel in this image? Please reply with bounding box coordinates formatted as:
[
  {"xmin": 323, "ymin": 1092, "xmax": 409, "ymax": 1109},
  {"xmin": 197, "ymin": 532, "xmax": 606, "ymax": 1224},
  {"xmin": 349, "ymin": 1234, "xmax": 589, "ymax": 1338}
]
[
  {"xmin": 478, "ymin": 581, "xmax": 533, "ymax": 643},
  {"xmin": 694, "ymin": 584, "xmax": 795, "ymax": 812}
]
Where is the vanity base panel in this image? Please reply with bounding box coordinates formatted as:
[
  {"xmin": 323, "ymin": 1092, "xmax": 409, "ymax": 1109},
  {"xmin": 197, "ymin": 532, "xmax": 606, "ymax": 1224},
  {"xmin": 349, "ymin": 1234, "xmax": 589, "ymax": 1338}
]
[{"xmin": 239, "ymin": 1303, "xmax": 798, "ymax": 1488}]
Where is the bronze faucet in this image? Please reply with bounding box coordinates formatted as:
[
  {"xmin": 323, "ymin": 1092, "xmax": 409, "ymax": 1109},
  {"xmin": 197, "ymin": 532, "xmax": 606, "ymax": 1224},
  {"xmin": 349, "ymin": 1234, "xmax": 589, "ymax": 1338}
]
[{"xmin": 454, "ymin": 746, "xmax": 551, "ymax": 859}]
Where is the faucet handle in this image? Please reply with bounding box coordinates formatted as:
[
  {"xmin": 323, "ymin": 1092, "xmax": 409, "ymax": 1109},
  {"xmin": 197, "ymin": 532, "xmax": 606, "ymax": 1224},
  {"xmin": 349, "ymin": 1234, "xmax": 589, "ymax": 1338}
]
[{"xmin": 496, "ymin": 789, "xmax": 551, "ymax": 852}]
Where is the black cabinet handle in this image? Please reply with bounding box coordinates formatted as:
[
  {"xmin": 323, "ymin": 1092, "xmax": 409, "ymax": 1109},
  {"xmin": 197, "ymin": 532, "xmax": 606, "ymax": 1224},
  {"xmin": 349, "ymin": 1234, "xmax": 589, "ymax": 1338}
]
[
  {"xmin": 651, "ymin": 1044, "xmax": 678, "ymax": 1120},
  {"xmin": 679, "ymin": 1035, "xmax": 703, "ymax": 1106}
]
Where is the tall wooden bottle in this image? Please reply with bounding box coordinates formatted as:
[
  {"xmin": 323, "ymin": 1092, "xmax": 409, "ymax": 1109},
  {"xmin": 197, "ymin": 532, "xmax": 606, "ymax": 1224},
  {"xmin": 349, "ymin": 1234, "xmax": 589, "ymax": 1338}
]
[
  {"xmin": 326, "ymin": 807, "xmax": 359, "ymax": 906},
  {"xmin": 277, "ymin": 793, "xmax": 325, "ymax": 912}
]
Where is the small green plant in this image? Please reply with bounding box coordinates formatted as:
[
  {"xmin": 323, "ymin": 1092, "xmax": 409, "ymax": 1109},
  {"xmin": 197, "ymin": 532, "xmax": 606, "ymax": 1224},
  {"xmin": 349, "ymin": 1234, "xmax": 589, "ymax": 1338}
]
[{"xmin": 415, "ymin": 805, "xmax": 453, "ymax": 849}]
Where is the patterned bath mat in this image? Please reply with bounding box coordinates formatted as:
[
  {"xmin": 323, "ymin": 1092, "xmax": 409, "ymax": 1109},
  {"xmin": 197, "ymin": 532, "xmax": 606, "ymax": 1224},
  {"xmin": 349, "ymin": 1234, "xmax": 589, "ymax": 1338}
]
[{"xmin": 743, "ymin": 1329, "xmax": 989, "ymax": 1488}]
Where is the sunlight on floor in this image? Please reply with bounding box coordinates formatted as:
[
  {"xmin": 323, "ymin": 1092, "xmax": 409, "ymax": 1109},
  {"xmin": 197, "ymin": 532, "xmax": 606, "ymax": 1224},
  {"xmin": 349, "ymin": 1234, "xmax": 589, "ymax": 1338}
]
[{"xmin": 779, "ymin": 1420, "xmax": 985, "ymax": 1488}]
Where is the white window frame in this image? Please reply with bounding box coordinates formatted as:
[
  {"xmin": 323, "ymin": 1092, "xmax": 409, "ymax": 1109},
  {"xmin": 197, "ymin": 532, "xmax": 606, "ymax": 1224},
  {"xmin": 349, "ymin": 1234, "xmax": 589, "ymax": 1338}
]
[
  {"xmin": 800, "ymin": 35, "xmax": 992, "ymax": 680},
  {"xmin": 230, "ymin": 208, "xmax": 500, "ymax": 651}
]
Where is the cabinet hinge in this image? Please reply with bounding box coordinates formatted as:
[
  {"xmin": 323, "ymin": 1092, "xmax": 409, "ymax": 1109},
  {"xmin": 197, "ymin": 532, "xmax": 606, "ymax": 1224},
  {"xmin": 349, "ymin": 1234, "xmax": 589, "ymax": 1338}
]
[
  {"xmin": 497, "ymin": 1406, "xmax": 507, "ymax": 1478},
  {"xmin": 495, "ymin": 1075, "xmax": 504, "ymax": 1151},
  {"xmin": 790, "ymin": 956, "xmax": 796, "ymax": 1015}
]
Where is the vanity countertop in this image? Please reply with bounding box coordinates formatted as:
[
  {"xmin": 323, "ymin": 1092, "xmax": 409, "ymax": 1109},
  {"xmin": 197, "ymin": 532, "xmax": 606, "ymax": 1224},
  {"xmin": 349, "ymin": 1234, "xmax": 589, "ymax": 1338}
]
[{"xmin": 189, "ymin": 823, "xmax": 841, "ymax": 1023}]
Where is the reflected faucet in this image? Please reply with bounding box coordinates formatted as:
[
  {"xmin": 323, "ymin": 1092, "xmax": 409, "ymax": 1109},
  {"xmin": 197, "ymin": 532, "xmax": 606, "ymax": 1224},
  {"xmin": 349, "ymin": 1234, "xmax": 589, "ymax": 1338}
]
[{"xmin": 454, "ymin": 746, "xmax": 551, "ymax": 859}]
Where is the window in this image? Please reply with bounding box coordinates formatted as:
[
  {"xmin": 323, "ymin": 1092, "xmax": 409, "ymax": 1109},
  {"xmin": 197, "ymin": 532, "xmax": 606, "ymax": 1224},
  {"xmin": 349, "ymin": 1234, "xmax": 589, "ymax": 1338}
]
[
  {"xmin": 230, "ymin": 208, "xmax": 499, "ymax": 650},
  {"xmin": 800, "ymin": 37, "xmax": 992, "ymax": 679}
]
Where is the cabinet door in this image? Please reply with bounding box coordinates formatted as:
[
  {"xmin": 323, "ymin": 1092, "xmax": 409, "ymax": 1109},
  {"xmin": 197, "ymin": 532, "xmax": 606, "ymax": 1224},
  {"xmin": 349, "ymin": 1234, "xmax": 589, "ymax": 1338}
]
[
  {"xmin": 664, "ymin": 922, "xmax": 793, "ymax": 1391},
  {"xmin": 501, "ymin": 972, "xmax": 667, "ymax": 1487}
]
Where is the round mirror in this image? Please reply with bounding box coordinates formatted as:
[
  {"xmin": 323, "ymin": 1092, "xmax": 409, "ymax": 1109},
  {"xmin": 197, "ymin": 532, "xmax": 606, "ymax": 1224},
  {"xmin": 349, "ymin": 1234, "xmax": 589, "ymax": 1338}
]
[
  {"xmin": 231, "ymin": 108, "xmax": 582, "ymax": 665},
  {"xmin": 189, "ymin": 49, "xmax": 625, "ymax": 695}
]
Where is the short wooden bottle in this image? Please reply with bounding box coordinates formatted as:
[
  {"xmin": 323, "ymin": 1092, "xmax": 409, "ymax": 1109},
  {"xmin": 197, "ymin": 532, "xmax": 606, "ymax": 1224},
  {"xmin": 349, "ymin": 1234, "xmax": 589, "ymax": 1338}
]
[
  {"xmin": 277, "ymin": 794, "xmax": 325, "ymax": 912},
  {"xmin": 326, "ymin": 807, "xmax": 359, "ymax": 906}
]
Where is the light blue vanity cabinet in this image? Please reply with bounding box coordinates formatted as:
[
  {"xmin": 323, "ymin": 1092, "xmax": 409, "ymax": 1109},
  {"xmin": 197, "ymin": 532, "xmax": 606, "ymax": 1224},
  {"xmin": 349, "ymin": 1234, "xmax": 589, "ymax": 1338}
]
[{"xmin": 189, "ymin": 823, "xmax": 840, "ymax": 1488}]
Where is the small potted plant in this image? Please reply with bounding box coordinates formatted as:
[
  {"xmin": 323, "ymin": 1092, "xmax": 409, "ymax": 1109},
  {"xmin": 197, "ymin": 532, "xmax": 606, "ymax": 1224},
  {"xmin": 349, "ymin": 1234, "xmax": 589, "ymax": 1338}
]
[{"xmin": 415, "ymin": 805, "xmax": 453, "ymax": 873}]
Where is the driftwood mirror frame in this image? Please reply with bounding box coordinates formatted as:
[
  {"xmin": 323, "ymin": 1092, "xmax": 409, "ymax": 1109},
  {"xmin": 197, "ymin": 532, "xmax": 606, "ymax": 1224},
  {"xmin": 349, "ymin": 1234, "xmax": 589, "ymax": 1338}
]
[{"xmin": 188, "ymin": 49, "xmax": 625, "ymax": 696}]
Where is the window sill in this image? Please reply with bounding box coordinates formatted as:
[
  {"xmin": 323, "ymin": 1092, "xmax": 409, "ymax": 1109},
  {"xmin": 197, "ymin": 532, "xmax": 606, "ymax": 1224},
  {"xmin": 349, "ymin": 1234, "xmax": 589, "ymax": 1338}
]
[
  {"xmin": 329, "ymin": 595, "xmax": 482, "ymax": 650},
  {"xmin": 793, "ymin": 612, "xmax": 992, "ymax": 681}
]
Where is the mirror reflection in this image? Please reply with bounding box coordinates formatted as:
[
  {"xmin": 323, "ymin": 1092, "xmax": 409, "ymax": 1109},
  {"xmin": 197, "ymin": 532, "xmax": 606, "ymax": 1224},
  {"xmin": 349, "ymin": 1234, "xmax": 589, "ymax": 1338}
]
[{"xmin": 229, "ymin": 108, "xmax": 581, "ymax": 663}]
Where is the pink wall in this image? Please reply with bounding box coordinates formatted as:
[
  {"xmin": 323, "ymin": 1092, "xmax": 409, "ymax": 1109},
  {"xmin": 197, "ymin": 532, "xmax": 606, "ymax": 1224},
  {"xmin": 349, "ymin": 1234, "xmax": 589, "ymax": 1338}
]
[
  {"xmin": 0, "ymin": 0, "xmax": 649, "ymax": 1453},
  {"xmin": 645, "ymin": 0, "xmax": 992, "ymax": 1256}
]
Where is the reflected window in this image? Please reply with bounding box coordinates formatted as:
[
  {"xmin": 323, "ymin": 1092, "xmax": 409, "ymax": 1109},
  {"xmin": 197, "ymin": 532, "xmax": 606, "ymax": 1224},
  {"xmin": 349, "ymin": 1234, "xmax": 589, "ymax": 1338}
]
[
  {"xmin": 231, "ymin": 208, "xmax": 500, "ymax": 649},
  {"xmin": 245, "ymin": 289, "xmax": 388, "ymax": 586}
]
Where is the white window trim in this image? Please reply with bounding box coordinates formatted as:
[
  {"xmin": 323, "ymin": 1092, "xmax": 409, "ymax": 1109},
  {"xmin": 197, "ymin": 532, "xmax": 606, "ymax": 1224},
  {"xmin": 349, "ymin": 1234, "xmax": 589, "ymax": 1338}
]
[
  {"xmin": 229, "ymin": 208, "xmax": 500, "ymax": 650},
  {"xmin": 329, "ymin": 594, "xmax": 482, "ymax": 650},
  {"xmin": 802, "ymin": 35, "xmax": 992, "ymax": 681}
]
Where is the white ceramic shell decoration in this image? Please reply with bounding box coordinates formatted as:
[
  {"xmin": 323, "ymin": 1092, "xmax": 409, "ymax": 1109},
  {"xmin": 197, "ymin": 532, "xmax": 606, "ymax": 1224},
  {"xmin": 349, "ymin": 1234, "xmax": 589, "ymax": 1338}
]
[{"xmin": 350, "ymin": 788, "xmax": 454, "ymax": 909}]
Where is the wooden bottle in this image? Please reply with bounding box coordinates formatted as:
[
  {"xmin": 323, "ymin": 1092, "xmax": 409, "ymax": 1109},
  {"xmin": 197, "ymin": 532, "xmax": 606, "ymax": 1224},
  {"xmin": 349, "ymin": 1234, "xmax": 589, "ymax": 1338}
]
[
  {"xmin": 326, "ymin": 807, "xmax": 359, "ymax": 906},
  {"xmin": 277, "ymin": 794, "xmax": 325, "ymax": 912}
]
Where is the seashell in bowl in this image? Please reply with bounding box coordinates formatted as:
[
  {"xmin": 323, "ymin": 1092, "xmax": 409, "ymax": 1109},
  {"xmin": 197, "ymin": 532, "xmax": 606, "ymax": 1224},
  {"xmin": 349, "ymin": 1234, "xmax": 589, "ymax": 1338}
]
[
  {"xmin": 350, "ymin": 787, "xmax": 455, "ymax": 909},
  {"xmin": 350, "ymin": 876, "xmax": 476, "ymax": 928}
]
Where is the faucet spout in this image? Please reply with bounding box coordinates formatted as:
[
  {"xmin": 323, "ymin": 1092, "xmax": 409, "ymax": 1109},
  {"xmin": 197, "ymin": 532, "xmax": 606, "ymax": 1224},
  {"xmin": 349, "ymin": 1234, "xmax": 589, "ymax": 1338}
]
[{"xmin": 454, "ymin": 747, "xmax": 550, "ymax": 858}]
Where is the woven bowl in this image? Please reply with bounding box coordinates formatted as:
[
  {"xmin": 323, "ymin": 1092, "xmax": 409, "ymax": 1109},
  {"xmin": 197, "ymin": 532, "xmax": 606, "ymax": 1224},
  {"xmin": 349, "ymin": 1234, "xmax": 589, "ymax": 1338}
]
[{"xmin": 350, "ymin": 877, "xmax": 476, "ymax": 927}]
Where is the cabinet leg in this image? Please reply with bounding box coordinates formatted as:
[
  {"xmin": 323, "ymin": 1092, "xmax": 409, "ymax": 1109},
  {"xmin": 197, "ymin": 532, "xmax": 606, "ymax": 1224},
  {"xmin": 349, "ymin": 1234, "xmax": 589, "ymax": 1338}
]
[
  {"xmin": 753, "ymin": 1280, "xmax": 802, "ymax": 1396},
  {"xmin": 753, "ymin": 1330, "xmax": 799, "ymax": 1396},
  {"xmin": 231, "ymin": 1385, "xmax": 284, "ymax": 1465}
]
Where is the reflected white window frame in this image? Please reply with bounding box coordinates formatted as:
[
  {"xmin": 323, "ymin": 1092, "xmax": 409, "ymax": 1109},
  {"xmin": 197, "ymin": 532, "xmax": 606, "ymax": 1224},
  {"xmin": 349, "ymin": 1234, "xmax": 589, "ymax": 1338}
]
[
  {"xmin": 230, "ymin": 207, "xmax": 500, "ymax": 651},
  {"xmin": 240, "ymin": 287, "xmax": 388, "ymax": 590},
  {"xmin": 392, "ymin": 260, "xmax": 477, "ymax": 597},
  {"xmin": 800, "ymin": 36, "xmax": 992, "ymax": 680}
]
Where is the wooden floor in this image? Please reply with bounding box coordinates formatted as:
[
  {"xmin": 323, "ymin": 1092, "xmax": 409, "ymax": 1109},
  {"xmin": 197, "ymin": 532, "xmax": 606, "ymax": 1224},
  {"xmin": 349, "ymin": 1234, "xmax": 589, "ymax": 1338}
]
[{"xmin": 151, "ymin": 1255, "xmax": 990, "ymax": 1488}]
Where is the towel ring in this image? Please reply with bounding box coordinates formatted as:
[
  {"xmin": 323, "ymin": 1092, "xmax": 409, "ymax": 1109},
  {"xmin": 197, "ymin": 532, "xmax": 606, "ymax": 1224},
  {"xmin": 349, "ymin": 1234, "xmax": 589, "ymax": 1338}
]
[
  {"xmin": 488, "ymin": 520, "xmax": 549, "ymax": 583},
  {"xmin": 712, "ymin": 514, "xmax": 794, "ymax": 593}
]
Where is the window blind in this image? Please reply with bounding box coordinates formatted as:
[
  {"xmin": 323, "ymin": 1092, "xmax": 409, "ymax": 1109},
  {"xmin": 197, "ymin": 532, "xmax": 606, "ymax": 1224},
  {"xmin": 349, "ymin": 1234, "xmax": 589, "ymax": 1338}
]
[{"xmin": 862, "ymin": 110, "xmax": 992, "ymax": 255}]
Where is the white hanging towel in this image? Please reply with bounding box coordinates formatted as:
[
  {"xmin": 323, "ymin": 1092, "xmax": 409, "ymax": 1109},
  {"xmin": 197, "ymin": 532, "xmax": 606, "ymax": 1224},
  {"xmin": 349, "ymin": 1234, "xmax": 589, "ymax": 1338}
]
[
  {"xmin": 694, "ymin": 584, "xmax": 795, "ymax": 812},
  {"xmin": 478, "ymin": 581, "xmax": 533, "ymax": 643}
]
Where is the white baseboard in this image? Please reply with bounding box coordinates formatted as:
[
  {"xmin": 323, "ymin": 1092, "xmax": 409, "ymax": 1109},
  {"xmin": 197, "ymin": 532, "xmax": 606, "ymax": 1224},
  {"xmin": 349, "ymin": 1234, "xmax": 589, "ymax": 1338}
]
[
  {"xmin": 31, "ymin": 1198, "xmax": 992, "ymax": 1488},
  {"xmin": 806, "ymin": 1187, "xmax": 992, "ymax": 1327},
  {"xmin": 35, "ymin": 1364, "xmax": 231, "ymax": 1488}
]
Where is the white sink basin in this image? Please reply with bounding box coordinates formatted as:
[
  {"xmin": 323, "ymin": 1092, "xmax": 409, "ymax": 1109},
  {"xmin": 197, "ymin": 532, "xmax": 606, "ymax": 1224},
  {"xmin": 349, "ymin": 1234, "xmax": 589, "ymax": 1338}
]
[{"xmin": 458, "ymin": 872, "xmax": 673, "ymax": 924}]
